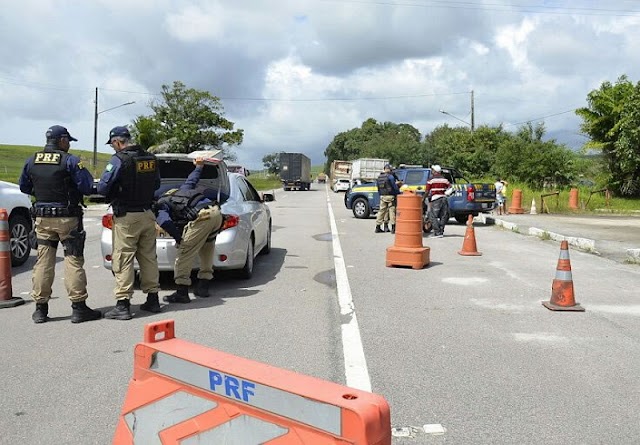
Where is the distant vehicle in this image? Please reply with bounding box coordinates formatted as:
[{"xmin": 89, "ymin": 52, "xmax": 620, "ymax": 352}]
[
  {"xmin": 350, "ymin": 158, "xmax": 388, "ymax": 184},
  {"xmin": 316, "ymin": 172, "xmax": 327, "ymax": 183},
  {"xmin": 279, "ymin": 153, "xmax": 312, "ymax": 191},
  {"xmin": 0, "ymin": 180, "xmax": 33, "ymax": 266},
  {"xmin": 329, "ymin": 160, "xmax": 352, "ymax": 185},
  {"xmin": 100, "ymin": 154, "xmax": 273, "ymax": 279},
  {"xmin": 227, "ymin": 164, "xmax": 250, "ymax": 177},
  {"xmin": 333, "ymin": 178, "xmax": 351, "ymax": 193}
]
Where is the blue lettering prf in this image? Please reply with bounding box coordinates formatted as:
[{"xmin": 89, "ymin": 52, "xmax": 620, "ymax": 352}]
[
  {"xmin": 225, "ymin": 375, "xmax": 241, "ymax": 399},
  {"xmin": 242, "ymin": 380, "xmax": 255, "ymax": 402},
  {"xmin": 209, "ymin": 371, "xmax": 223, "ymax": 391}
]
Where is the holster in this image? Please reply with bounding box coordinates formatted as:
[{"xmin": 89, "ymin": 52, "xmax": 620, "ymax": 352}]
[{"xmin": 62, "ymin": 229, "xmax": 86, "ymax": 257}]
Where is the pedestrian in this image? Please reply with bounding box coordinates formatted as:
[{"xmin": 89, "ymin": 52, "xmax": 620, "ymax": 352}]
[
  {"xmin": 18, "ymin": 125, "xmax": 102, "ymax": 324},
  {"xmin": 375, "ymin": 164, "xmax": 401, "ymax": 234},
  {"xmin": 155, "ymin": 157, "xmax": 224, "ymax": 303},
  {"xmin": 425, "ymin": 165, "xmax": 452, "ymax": 238},
  {"xmin": 97, "ymin": 126, "xmax": 162, "ymax": 320},
  {"xmin": 500, "ymin": 179, "xmax": 509, "ymax": 214},
  {"xmin": 494, "ymin": 177, "xmax": 505, "ymax": 215}
]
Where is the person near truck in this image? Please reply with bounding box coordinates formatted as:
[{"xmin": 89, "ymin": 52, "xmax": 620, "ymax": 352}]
[
  {"xmin": 375, "ymin": 164, "xmax": 401, "ymax": 234},
  {"xmin": 425, "ymin": 165, "xmax": 452, "ymax": 238},
  {"xmin": 19, "ymin": 125, "xmax": 102, "ymax": 324},
  {"xmin": 97, "ymin": 126, "xmax": 162, "ymax": 320},
  {"xmin": 155, "ymin": 157, "xmax": 224, "ymax": 303}
]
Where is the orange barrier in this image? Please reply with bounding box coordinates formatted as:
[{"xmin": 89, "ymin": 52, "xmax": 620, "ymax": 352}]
[
  {"xmin": 113, "ymin": 320, "xmax": 391, "ymax": 445},
  {"xmin": 458, "ymin": 214, "xmax": 482, "ymax": 256},
  {"xmin": 0, "ymin": 209, "xmax": 25, "ymax": 309},
  {"xmin": 542, "ymin": 240, "xmax": 584, "ymax": 312},
  {"xmin": 568, "ymin": 188, "xmax": 579, "ymax": 210},
  {"xmin": 385, "ymin": 191, "xmax": 430, "ymax": 269},
  {"xmin": 508, "ymin": 189, "xmax": 524, "ymax": 214}
]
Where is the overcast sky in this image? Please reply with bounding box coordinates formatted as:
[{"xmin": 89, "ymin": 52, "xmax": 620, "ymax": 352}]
[{"xmin": 2, "ymin": 0, "xmax": 640, "ymax": 170}]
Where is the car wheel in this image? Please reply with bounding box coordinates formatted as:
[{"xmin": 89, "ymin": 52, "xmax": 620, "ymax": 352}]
[
  {"xmin": 238, "ymin": 238, "xmax": 254, "ymax": 279},
  {"xmin": 10, "ymin": 214, "xmax": 31, "ymax": 267},
  {"xmin": 260, "ymin": 223, "xmax": 271, "ymax": 255},
  {"xmin": 352, "ymin": 197, "xmax": 370, "ymax": 219},
  {"xmin": 454, "ymin": 214, "xmax": 469, "ymax": 224}
]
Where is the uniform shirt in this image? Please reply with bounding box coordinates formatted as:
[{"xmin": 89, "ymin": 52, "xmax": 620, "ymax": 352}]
[
  {"xmin": 19, "ymin": 148, "xmax": 93, "ymax": 207},
  {"xmin": 426, "ymin": 173, "xmax": 451, "ymax": 202},
  {"xmin": 378, "ymin": 172, "xmax": 401, "ymax": 196},
  {"xmin": 97, "ymin": 148, "xmax": 161, "ymax": 198}
]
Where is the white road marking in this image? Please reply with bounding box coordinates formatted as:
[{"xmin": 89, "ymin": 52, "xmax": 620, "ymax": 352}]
[
  {"xmin": 327, "ymin": 193, "xmax": 371, "ymax": 392},
  {"xmin": 423, "ymin": 424, "xmax": 446, "ymax": 435},
  {"xmin": 442, "ymin": 276, "xmax": 489, "ymax": 285}
]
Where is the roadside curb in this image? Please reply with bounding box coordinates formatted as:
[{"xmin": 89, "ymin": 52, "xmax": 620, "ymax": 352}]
[{"xmin": 627, "ymin": 248, "xmax": 640, "ymax": 264}]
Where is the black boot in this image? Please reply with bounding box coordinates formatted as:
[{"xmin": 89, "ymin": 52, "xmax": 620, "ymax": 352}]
[
  {"xmin": 71, "ymin": 301, "xmax": 102, "ymax": 323},
  {"xmin": 32, "ymin": 303, "xmax": 49, "ymax": 324},
  {"xmin": 193, "ymin": 279, "xmax": 211, "ymax": 298},
  {"xmin": 384, "ymin": 224, "xmax": 390, "ymax": 232},
  {"xmin": 163, "ymin": 285, "xmax": 190, "ymax": 304},
  {"xmin": 375, "ymin": 225, "xmax": 383, "ymax": 233},
  {"xmin": 105, "ymin": 299, "xmax": 132, "ymax": 321},
  {"xmin": 391, "ymin": 224, "xmax": 395, "ymax": 234},
  {"xmin": 140, "ymin": 292, "xmax": 162, "ymax": 313}
]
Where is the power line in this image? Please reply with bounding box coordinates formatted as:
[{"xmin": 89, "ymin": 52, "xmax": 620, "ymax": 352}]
[{"xmin": 504, "ymin": 109, "xmax": 577, "ymax": 127}]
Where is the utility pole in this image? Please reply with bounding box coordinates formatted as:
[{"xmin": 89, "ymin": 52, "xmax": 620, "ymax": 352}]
[
  {"xmin": 470, "ymin": 90, "xmax": 475, "ymax": 132},
  {"xmin": 93, "ymin": 87, "xmax": 98, "ymax": 171}
]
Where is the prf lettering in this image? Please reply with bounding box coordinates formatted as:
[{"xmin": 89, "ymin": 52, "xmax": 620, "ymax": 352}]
[
  {"xmin": 34, "ymin": 153, "xmax": 61, "ymax": 164},
  {"xmin": 136, "ymin": 160, "xmax": 156, "ymax": 173},
  {"xmin": 209, "ymin": 370, "xmax": 256, "ymax": 402}
]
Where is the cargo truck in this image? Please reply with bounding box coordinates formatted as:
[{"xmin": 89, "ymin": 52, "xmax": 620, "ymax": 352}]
[
  {"xmin": 329, "ymin": 160, "xmax": 352, "ymax": 184},
  {"xmin": 279, "ymin": 153, "xmax": 312, "ymax": 191},
  {"xmin": 350, "ymin": 158, "xmax": 389, "ymax": 184}
]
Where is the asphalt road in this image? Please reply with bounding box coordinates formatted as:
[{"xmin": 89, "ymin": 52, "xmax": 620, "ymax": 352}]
[{"xmin": 1, "ymin": 189, "xmax": 639, "ymax": 444}]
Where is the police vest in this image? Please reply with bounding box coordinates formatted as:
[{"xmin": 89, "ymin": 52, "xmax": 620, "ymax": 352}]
[
  {"xmin": 30, "ymin": 148, "xmax": 74, "ymax": 204},
  {"xmin": 376, "ymin": 172, "xmax": 394, "ymax": 195},
  {"xmin": 157, "ymin": 187, "xmax": 209, "ymax": 224},
  {"xmin": 113, "ymin": 147, "xmax": 158, "ymax": 209}
]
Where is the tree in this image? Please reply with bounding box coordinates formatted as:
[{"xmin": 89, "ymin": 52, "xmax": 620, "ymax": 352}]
[
  {"xmin": 262, "ymin": 152, "xmax": 281, "ymax": 174},
  {"xmin": 130, "ymin": 116, "xmax": 162, "ymax": 150},
  {"xmin": 136, "ymin": 81, "xmax": 244, "ymax": 158},
  {"xmin": 576, "ymin": 75, "xmax": 640, "ymax": 196}
]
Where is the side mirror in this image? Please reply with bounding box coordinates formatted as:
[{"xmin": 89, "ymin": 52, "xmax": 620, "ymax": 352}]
[{"xmin": 262, "ymin": 193, "xmax": 275, "ymax": 202}]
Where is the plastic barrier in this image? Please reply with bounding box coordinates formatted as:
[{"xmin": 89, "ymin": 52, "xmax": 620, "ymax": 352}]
[
  {"xmin": 542, "ymin": 240, "xmax": 584, "ymax": 312},
  {"xmin": 568, "ymin": 188, "xmax": 579, "ymax": 210},
  {"xmin": 0, "ymin": 208, "xmax": 25, "ymax": 309},
  {"xmin": 508, "ymin": 189, "xmax": 524, "ymax": 214},
  {"xmin": 458, "ymin": 214, "xmax": 481, "ymax": 256},
  {"xmin": 113, "ymin": 320, "xmax": 391, "ymax": 444},
  {"xmin": 385, "ymin": 191, "xmax": 430, "ymax": 269}
]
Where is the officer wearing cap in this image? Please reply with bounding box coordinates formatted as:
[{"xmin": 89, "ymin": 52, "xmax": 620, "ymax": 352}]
[
  {"xmin": 19, "ymin": 125, "xmax": 102, "ymax": 324},
  {"xmin": 375, "ymin": 163, "xmax": 401, "ymax": 234},
  {"xmin": 97, "ymin": 126, "xmax": 162, "ymax": 320}
]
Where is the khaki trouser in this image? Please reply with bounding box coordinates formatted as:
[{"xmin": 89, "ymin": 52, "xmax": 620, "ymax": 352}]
[
  {"xmin": 376, "ymin": 195, "xmax": 396, "ymax": 225},
  {"xmin": 32, "ymin": 216, "xmax": 88, "ymax": 303},
  {"xmin": 112, "ymin": 210, "xmax": 160, "ymax": 300},
  {"xmin": 174, "ymin": 206, "xmax": 223, "ymax": 286}
]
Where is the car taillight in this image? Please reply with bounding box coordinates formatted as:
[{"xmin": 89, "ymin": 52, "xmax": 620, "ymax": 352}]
[
  {"xmin": 220, "ymin": 214, "xmax": 239, "ymax": 230},
  {"xmin": 467, "ymin": 185, "xmax": 475, "ymax": 201},
  {"xmin": 102, "ymin": 214, "xmax": 113, "ymax": 230}
]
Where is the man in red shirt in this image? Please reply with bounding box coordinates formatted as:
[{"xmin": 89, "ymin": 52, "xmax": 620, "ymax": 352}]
[{"xmin": 425, "ymin": 165, "xmax": 451, "ymax": 238}]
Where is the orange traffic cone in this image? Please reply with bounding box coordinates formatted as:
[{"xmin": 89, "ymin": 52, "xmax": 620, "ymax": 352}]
[
  {"xmin": 0, "ymin": 208, "xmax": 25, "ymax": 309},
  {"xmin": 542, "ymin": 240, "xmax": 584, "ymax": 312},
  {"xmin": 386, "ymin": 191, "xmax": 430, "ymax": 269},
  {"xmin": 458, "ymin": 214, "xmax": 481, "ymax": 256}
]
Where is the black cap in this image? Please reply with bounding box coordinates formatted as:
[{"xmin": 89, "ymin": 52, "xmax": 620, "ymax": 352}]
[
  {"xmin": 106, "ymin": 126, "xmax": 131, "ymax": 144},
  {"xmin": 46, "ymin": 125, "xmax": 77, "ymax": 141}
]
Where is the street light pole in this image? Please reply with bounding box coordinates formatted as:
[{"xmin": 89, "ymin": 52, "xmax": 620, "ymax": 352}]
[
  {"xmin": 439, "ymin": 109, "xmax": 472, "ymax": 128},
  {"xmin": 92, "ymin": 86, "xmax": 135, "ymax": 172},
  {"xmin": 439, "ymin": 90, "xmax": 475, "ymax": 132}
]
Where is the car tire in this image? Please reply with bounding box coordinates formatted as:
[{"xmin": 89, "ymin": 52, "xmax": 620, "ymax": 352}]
[
  {"xmin": 454, "ymin": 214, "xmax": 469, "ymax": 224},
  {"xmin": 352, "ymin": 197, "xmax": 370, "ymax": 219},
  {"xmin": 238, "ymin": 238, "xmax": 254, "ymax": 279},
  {"xmin": 260, "ymin": 223, "xmax": 271, "ymax": 255},
  {"xmin": 10, "ymin": 213, "xmax": 32, "ymax": 267}
]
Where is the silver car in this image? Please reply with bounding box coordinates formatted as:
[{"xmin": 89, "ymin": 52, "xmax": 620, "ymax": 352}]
[
  {"xmin": 100, "ymin": 154, "xmax": 273, "ymax": 279},
  {"xmin": 0, "ymin": 180, "xmax": 33, "ymax": 266}
]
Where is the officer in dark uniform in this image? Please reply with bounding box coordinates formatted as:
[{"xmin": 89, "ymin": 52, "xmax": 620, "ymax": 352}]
[
  {"xmin": 19, "ymin": 125, "xmax": 102, "ymax": 324},
  {"xmin": 155, "ymin": 157, "xmax": 224, "ymax": 303},
  {"xmin": 375, "ymin": 164, "xmax": 401, "ymax": 234},
  {"xmin": 97, "ymin": 126, "xmax": 162, "ymax": 320}
]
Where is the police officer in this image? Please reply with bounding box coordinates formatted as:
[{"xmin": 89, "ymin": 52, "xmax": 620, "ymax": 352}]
[
  {"xmin": 155, "ymin": 157, "xmax": 224, "ymax": 303},
  {"xmin": 375, "ymin": 164, "xmax": 401, "ymax": 234},
  {"xmin": 97, "ymin": 126, "xmax": 161, "ymax": 320},
  {"xmin": 19, "ymin": 125, "xmax": 102, "ymax": 324}
]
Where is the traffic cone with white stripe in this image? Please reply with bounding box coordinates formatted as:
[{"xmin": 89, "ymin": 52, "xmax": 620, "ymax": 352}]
[
  {"xmin": 542, "ymin": 240, "xmax": 584, "ymax": 311},
  {"xmin": 0, "ymin": 208, "xmax": 25, "ymax": 309},
  {"xmin": 458, "ymin": 214, "xmax": 481, "ymax": 256},
  {"xmin": 530, "ymin": 199, "xmax": 537, "ymax": 215}
]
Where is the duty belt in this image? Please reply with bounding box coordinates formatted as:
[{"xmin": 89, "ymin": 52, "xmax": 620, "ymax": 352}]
[{"xmin": 33, "ymin": 207, "xmax": 82, "ymax": 217}]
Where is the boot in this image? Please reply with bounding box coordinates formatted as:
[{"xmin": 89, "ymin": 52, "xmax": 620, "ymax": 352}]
[
  {"xmin": 163, "ymin": 285, "xmax": 190, "ymax": 304},
  {"xmin": 375, "ymin": 225, "xmax": 383, "ymax": 233},
  {"xmin": 32, "ymin": 303, "xmax": 49, "ymax": 324},
  {"xmin": 71, "ymin": 301, "xmax": 102, "ymax": 323},
  {"xmin": 105, "ymin": 299, "xmax": 132, "ymax": 321},
  {"xmin": 384, "ymin": 224, "xmax": 390, "ymax": 232},
  {"xmin": 140, "ymin": 292, "xmax": 162, "ymax": 313},
  {"xmin": 391, "ymin": 224, "xmax": 395, "ymax": 234},
  {"xmin": 193, "ymin": 279, "xmax": 211, "ymax": 298}
]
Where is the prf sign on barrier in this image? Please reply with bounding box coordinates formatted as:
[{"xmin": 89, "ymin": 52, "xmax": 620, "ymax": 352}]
[{"xmin": 113, "ymin": 320, "xmax": 391, "ymax": 445}]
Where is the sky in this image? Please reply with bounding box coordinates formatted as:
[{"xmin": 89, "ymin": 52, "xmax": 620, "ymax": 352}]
[{"xmin": 2, "ymin": 0, "xmax": 640, "ymax": 171}]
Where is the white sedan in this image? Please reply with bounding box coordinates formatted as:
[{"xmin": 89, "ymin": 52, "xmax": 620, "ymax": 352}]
[
  {"xmin": 0, "ymin": 180, "xmax": 33, "ymax": 266},
  {"xmin": 333, "ymin": 179, "xmax": 351, "ymax": 192}
]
